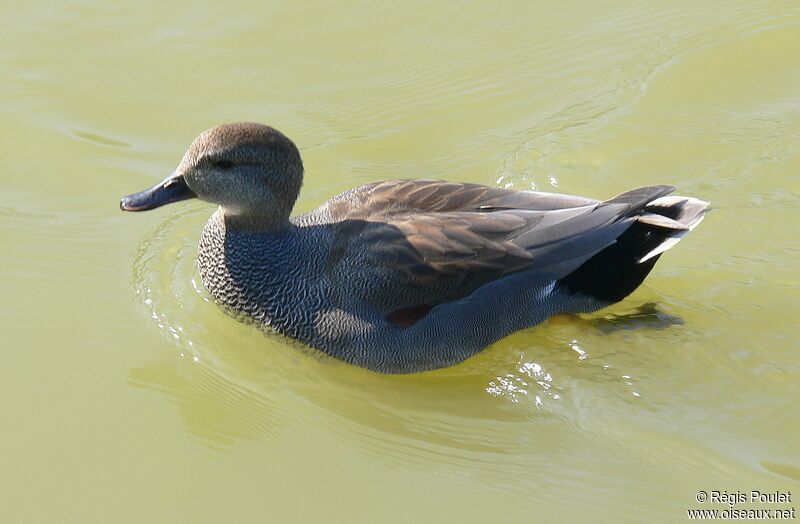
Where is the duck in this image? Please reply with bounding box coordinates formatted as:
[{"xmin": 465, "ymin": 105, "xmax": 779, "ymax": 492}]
[{"xmin": 121, "ymin": 123, "xmax": 709, "ymax": 373}]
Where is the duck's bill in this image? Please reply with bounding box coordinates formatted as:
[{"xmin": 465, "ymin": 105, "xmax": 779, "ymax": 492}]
[{"xmin": 120, "ymin": 172, "xmax": 196, "ymax": 212}]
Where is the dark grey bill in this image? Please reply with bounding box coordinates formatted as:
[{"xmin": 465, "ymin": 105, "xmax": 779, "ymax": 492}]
[{"xmin": 120, "ymin": 172, "xmax": 196, "ymax": 211}]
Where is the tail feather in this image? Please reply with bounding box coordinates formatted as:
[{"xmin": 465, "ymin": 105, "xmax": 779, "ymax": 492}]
[
  {"xmin": 559, "ymin": 189, "xmax": 709, "ymax": 303},
  {"xmin": 638, "ymin": 196, "xmax": 709, "ymax": 262}
]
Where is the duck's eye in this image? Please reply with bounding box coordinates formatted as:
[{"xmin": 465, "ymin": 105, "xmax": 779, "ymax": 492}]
[{"xmin": 211, "ymin": 159, "xmax": 234, "ymax": 170}]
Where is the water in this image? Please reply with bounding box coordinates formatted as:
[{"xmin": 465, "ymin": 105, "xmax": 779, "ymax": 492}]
[{"xmin": 2, "ymin": 1, "xmax": 799, "ymax": 522}]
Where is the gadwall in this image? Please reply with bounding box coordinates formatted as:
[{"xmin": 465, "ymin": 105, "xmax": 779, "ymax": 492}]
[{"xmin": 121, "ymin": 123, "xmax": 709, "ymax": 373}]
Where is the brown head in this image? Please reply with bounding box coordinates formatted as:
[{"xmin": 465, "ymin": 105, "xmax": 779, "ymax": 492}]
[{"xmin": 120, "ymin": 123, "xmax": 303, "ymax": 231}]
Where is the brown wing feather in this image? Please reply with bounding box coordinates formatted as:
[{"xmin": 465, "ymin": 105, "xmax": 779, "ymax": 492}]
[{"xmin": 387, "ymin": 210, "xmax": 535, "ymax": 274}]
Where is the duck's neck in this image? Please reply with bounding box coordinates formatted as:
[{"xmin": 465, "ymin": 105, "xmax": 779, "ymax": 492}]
[{"xmin": 221, "ymin": 207, "xmax": 292, "ymax": 234}]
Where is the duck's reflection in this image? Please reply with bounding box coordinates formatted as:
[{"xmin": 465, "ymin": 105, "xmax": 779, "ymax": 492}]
[{"xmin": 589, "ymin": 302, "xmax": 684, "ymax": 333}]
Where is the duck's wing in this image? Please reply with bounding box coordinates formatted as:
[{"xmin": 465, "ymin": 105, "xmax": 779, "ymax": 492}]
[
  {"xmin": 327, "ymin": 181, "xmax": 676, "ymax": 279},
  {"xmin": 314, "ymin": 179, "xmax": 599, "ymax": 222}
]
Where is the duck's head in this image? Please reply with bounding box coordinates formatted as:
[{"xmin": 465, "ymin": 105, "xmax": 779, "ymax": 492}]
[{"xmin": 120, "ymin": 123, "xmax": 303, "ymax": 231}]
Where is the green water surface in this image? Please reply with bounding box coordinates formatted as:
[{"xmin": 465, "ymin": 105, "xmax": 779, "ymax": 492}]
[{"xmin": 1, "ymin": 2, "xmax": 799, "ymax": 522}]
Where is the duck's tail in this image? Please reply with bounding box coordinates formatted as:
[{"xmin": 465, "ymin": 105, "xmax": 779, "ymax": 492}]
[{"xmin": 558, "ymin": 187, "xmax": 710, "ymax": 303}]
